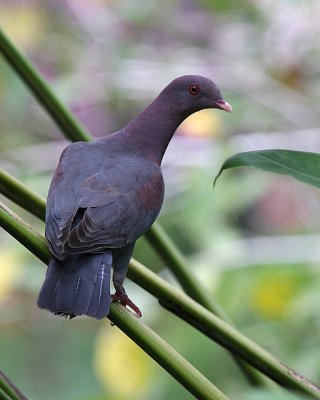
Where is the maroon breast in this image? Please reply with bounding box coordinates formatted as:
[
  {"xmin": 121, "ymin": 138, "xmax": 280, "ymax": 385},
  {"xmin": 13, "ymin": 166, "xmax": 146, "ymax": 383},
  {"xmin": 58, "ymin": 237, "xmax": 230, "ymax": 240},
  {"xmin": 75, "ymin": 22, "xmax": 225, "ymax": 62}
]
[{"xmin": 137, "ymin": 172, "xmax": 164, "ymax": 218}]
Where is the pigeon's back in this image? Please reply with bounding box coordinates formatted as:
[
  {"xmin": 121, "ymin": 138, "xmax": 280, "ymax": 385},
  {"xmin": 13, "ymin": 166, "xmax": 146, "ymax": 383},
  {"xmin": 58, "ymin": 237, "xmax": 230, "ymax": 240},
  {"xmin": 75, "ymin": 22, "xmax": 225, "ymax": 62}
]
[{"xmin": 45, "ymin": 133, "xmax": 164, "ymax": 259}]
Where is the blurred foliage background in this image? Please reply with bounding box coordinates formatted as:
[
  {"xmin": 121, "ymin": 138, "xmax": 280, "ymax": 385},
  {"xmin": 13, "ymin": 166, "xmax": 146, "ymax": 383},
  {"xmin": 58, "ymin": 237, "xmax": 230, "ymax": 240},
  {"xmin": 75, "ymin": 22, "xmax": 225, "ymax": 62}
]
[{"xmin": 1, "ymin": 1, "xmax": 320, "ymax": 399}]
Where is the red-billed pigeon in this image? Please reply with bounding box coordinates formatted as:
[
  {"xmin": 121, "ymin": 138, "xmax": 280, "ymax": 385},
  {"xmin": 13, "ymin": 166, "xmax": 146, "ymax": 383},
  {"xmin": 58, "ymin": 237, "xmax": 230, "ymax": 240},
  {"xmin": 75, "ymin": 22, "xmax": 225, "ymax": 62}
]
[{"xmin": 37, "ymin": 75, "xmax": 232, "ymax": 319}]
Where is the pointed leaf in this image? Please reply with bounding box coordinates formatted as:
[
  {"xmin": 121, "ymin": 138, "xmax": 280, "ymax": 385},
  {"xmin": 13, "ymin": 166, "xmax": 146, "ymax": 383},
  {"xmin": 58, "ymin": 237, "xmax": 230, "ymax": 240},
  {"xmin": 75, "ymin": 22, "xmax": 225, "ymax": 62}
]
[{"xmin": 214, "ymin": 149, "xmax": 320, "ymax": 189}]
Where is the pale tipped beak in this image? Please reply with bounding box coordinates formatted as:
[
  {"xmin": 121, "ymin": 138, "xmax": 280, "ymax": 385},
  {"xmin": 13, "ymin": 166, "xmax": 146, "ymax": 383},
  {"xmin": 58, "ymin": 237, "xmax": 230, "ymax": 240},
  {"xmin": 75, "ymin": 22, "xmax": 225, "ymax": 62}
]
[{"xmin": 214, "ymin": 99, "xmax": 233, "ymax": 113}]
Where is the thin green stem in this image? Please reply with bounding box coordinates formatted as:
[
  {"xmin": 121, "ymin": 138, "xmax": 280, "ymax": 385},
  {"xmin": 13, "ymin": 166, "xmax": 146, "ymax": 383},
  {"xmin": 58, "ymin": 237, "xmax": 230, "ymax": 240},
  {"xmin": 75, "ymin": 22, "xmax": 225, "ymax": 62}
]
[
  {"xmin": 128, "ymin": 260, "xmax": 320, "ymax": 398},
  {"xmin": 0, "ymin": 371, "xmax": 28, "ymax": 400},
  {"xmin": 1, "ymin": 203, "xmax": 319, "ymax": 399},
  {"xmin": 0, "ymin": 169, "xmax": 46, "ymax": 221},
  {"xmin": 0, "ymin": 203, "xmax": 228, "ymax": 400},
  {"xmin": 145, "ymin": 224, "xmax": 229, "ymax": 318},
  {"xmin": 0, "ymin": 29, "xmax": 91, "ymax": 142},
  {"xmin": 0, "ymin": 202, "xmax": 48, "ymax": 264},
  {"xmin": 145, "ymin": 225, "xmax": 266, "ymax": 386},
  {"xmin": 109, "ymin": 306, "xmax": 229, "ymax": 400},
  {"xmin": 0, "ymin": 387, "xmax": 12, "ymax": 400}
]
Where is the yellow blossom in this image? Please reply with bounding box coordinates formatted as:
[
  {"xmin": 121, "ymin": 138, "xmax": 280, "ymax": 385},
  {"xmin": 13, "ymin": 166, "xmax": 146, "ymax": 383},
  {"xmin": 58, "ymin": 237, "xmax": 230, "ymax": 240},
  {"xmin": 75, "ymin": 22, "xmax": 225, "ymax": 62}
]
[
  {"xmin": 251, "ymin": 273, "xmax": 299, "ymax": 319},
  {"xmin": 178, "ymin": 109, "xmax": 223, "ymax": 138},
  {"xmin": 93, "ymin": 325, "xmax": 153, "ymax": 399}
]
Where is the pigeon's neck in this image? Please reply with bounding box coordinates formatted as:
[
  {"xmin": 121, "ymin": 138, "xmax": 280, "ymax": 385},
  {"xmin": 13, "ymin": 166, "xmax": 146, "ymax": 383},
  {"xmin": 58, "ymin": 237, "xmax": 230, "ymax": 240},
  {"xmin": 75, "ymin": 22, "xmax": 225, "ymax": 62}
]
[{"xmin": 123, "ymin": 96, "xmax": 189, "ymax": 165}]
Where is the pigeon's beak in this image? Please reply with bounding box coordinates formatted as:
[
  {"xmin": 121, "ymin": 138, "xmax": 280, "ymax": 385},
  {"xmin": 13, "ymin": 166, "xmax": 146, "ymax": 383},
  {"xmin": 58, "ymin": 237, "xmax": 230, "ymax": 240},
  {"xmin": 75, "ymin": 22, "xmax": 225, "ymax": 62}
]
[{"xmin": 214, "ymin": 99, "xmax": 233, "ymax": 113}]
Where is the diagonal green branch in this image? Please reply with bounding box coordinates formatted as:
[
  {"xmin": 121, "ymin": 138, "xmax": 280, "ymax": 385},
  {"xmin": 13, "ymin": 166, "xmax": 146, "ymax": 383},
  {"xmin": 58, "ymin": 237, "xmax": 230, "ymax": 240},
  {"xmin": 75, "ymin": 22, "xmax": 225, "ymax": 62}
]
[
  {"xmin": 129, "ymin": 259, "xmax": 320, "ymax": 398},
  {"xmin": 0, "ymin": 387, "xmax": 13, "ymax": 400},
  {"xmin": 0, "ymin": 27, "xmax": 262, "ymax": 385},
  {"xmin": 145, "ymin": 224, "xmax": 229, "ymax": 318},
  {"xmin": 0, "ymin": 370, "xmax": 28, "ymax": 400},
  {"xmin": 1, "ymin": 202, "xmax": 320, "ymax": 399},
  {"xmin": 0, "ymin": 201, "xmax": 228, "ymax": 400},
  {"xmin": 0, "ymin": 169, "xmax": 46, "ymax": 221},
  {"xmin": 0, "ymin": 202, "xmax": 48, "ymax": 264},
  {"xmin": 0, "ymin": 29, "xmax": 90, "ymax": 142},
  {"xmin": 108, "ymin": 306, "xmax": 229, "ymax": 400}
]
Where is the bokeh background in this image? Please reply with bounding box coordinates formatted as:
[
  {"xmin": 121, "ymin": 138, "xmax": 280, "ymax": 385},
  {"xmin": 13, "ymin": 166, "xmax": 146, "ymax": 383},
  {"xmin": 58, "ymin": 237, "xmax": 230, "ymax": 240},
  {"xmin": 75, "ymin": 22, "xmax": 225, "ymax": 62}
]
[{"xmin": 1, "ymin": 1, "xmax": 320, "ymax": 399}]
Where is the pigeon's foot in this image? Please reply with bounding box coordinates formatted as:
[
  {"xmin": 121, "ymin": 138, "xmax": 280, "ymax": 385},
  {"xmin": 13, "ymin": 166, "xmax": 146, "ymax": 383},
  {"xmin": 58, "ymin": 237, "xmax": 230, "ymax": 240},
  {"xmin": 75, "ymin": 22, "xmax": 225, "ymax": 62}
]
[
  {"xmin": 54, "ymin": 311, "xmax": 76, "ymax": 319},
  {"xmin": 111, "ymin": 287, "xmax": 142, "ymax": 318}
]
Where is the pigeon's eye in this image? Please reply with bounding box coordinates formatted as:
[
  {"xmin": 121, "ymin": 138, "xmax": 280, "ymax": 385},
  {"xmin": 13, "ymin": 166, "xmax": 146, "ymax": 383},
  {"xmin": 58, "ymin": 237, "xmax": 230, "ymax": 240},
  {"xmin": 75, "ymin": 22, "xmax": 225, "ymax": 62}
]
[{"xmin": 189, "ymin": 84, "xmax": 200, "ymax": 95}]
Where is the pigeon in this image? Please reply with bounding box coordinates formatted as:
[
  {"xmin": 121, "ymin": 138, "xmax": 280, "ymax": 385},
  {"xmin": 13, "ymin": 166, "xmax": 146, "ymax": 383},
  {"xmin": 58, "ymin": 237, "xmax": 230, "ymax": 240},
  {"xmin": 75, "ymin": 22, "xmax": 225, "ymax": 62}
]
[{"xmin": 37, "ymin": 75, "xmax": 232, "ymax": 319}]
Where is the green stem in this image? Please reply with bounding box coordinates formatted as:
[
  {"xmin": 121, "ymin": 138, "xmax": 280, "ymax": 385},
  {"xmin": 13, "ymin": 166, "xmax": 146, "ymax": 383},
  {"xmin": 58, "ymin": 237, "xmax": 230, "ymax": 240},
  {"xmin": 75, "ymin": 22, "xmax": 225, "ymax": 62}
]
[
  {"xmin": 128, "ymin": 260, "xmax": 320, "ymax": 398},
  {"xmin": 1, "ymin": 203, "xmax": 319, "ymax": 399},
  {"xmin": 108, "ymin": 306, "xmax": 229, "ymax": 400},
  {"xmin": 145, "ymin": 224, "xmax": 229, "ymax": 318},
  {"xmin": 0, "ymin": 203, "xmax": 228, "ymax": 400},
  {"xmin": 0, "ymin": 169, "xmax": 46, "ymax": 221},
  {"xmin": 0, "ymin": 29, "xmax": 91, "ymax": 142},
  {"xmin": 145, "ymin": 225, "xmax": 266, "ymax": 387},
  {"xmin": 0, "ymin": 202, "xmax": 48, "ymax": 264},
  {"xmin": 0, "ymin": 387, "xmax": 12, "ymax": 400},
  {"xmin": 0, "ymin": 371, "xmax": 28, "ymax": 400}
]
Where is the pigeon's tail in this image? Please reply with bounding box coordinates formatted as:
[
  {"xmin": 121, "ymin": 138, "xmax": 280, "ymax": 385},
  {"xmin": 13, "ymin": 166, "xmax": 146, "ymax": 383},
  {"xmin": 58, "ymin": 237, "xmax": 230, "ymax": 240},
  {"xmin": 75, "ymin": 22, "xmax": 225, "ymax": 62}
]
[{"xmin": 37, "ymin": 252, "xmax": 112, "ymax": 319}]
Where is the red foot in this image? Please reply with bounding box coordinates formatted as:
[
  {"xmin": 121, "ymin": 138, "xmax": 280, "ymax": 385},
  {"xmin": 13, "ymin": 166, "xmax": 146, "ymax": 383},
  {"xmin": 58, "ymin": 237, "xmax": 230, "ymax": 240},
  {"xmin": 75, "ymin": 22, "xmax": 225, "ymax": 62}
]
[{"xmin": 111, "ymin": 288, "xmax": 142, "ymax": 318}]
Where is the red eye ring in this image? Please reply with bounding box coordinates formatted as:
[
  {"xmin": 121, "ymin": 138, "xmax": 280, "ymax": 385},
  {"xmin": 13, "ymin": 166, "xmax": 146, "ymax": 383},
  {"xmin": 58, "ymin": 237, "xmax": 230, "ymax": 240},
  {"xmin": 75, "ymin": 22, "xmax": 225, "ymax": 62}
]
[{"xmin": 189, "ymin": 84, "xmax": 200, "ymax": 95}]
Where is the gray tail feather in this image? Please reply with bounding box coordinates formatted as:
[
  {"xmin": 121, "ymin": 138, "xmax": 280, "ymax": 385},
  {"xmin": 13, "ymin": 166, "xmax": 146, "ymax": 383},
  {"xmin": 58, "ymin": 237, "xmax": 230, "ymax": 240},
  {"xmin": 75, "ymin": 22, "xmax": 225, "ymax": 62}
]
[{"xmin": 37, "ymin": 252, "xmax": 112, "ymax": 319}]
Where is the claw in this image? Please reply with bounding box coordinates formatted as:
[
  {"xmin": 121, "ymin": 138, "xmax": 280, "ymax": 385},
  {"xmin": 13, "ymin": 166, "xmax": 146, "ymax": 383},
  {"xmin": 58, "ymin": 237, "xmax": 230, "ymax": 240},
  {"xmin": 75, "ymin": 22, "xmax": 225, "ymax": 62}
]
[{"xmin": 111, "ymin": 287, "xmax": 142, "ymax": 318}]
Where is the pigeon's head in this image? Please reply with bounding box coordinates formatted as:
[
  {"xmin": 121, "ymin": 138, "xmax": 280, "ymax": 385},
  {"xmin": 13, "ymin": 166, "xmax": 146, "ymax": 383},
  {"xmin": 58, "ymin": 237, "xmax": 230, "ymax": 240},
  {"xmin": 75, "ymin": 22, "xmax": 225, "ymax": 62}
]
[{"xmin": 161, "ymin": 75, "xmax": 232, "ymax": 115}]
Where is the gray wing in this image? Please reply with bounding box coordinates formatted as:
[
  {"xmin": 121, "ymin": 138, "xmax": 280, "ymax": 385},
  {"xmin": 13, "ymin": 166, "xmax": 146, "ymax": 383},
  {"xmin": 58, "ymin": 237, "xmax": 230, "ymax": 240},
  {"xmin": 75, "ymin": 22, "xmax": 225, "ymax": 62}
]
[{"xmin": 45, "ymin": 141, "xmax": 164, "ymax": 259}]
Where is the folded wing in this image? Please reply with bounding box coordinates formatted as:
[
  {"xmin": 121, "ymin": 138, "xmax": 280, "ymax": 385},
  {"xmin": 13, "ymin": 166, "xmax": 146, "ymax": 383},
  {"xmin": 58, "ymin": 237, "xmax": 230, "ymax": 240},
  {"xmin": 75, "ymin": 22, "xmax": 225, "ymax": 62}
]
[{"xmin": 45, "ymin": 142, "xmax": 164, "ymax": 259}]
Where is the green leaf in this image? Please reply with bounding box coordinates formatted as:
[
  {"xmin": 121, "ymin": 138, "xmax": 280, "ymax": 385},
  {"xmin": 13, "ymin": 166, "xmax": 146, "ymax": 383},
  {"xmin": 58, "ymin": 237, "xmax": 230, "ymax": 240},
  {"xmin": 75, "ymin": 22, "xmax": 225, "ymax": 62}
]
[{"xmin": 214, "ymin": 149, "xmax": 320, "ymax": 189}]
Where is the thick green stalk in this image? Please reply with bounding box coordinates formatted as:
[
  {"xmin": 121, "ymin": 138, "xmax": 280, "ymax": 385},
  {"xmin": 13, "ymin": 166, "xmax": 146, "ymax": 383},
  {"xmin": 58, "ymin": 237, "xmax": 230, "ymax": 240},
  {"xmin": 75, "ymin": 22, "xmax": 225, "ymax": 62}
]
[
  {"xmin": 0, "ymin": 202, "xmax": 228, "ymax": 400},
  {"xmin": 1, "ymin": 203, "xmax": 319, "ymax": 399},
  {"xmin": 0, "ymin": 27, "xmax": 264, "ymax": 385}
]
